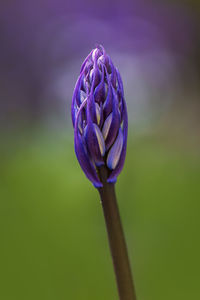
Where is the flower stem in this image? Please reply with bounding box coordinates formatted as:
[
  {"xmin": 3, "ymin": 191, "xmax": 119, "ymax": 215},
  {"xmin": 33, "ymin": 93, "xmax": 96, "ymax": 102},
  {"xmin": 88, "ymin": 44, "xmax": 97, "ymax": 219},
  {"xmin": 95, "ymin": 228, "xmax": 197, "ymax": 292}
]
[{"xmin": 98, "ymin": 166, "xmax": 137, "ymax": 300}]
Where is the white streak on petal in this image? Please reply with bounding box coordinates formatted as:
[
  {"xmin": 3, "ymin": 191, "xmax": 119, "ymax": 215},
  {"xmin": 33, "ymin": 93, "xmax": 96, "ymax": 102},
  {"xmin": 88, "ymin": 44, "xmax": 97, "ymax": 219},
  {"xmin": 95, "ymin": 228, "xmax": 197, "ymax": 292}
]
[
  {"xmin": 102, "ymin": 113, "xmax": 112, "ymax": 140},
  {"xmin": 94, "ymin": 124, "xmax": 105, "ymax": 156},
  {"xmin": 80, "ymin": 90, "xmax": 86, "ymax": 103},
  {"xmin": 89, "ymin": 69, "xmax": 94, "ymax": 82},
  {"xmin": 92, "ymin": 48, "xmax": 99, "ymax": 62},
  {"xmin": 97, "ymin": 55, "xmax": 105, "ymax": 68},
  {"xmin": 107, "ymin": 129, "xmax": 123, "ymax": 170},
  {"xmin": 98, "ymin": 55, "xmax": 104, "ymax": 63},
  {"xmin": 78, "ymin": 122, "xmax": 83, "ymax": 134},
  {"xmin": 77, "ymin": 114, "xmax": 83, "ymax": 134},
  {"xmin": 95, "ymin": 103, "xmax": 101, "ymax": 125}
]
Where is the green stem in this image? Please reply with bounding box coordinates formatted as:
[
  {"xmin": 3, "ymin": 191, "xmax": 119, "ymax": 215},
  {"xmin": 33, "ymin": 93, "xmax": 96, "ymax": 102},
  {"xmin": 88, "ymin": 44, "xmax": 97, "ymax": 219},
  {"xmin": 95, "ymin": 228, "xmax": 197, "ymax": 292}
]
[{"xmin": 98, "ymin": 166, "xmax": 137, "ymax": 300}]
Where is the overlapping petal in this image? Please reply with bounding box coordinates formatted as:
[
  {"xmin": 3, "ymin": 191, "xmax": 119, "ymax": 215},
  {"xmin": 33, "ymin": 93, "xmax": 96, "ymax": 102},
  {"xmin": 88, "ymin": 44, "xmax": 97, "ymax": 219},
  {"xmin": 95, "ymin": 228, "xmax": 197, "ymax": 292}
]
[{"xmin": 71, "ymin": 46, "xmax": 128, "ymax": 187}]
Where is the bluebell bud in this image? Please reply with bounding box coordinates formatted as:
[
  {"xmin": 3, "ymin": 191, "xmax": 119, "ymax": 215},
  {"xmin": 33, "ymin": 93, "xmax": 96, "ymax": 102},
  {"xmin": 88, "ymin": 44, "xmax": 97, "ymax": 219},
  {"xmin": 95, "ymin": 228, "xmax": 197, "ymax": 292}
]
[{"xmin": 71, "ymin": 46, "xmax": 128, "ymax": 187}]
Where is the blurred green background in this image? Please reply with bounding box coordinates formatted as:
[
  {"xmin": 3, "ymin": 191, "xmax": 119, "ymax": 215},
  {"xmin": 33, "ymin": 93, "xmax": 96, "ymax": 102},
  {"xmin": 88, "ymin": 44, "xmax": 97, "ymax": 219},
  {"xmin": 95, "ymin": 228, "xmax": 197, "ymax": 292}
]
[
  {"xmin": 1, "ymin": 0, "xmax": 200, "ymax": 299},
  {"xmin": 1, "ymin": 128, "xmax": 200, "ymax": 300}
]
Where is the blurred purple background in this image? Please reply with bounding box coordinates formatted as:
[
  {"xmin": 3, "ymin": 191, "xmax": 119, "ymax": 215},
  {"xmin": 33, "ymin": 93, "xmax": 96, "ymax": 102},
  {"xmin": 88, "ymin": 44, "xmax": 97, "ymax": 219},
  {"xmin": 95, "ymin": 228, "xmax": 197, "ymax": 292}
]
[
  {"xmin": 0, "ymin": 0, "xmax": 200, "ymax": 134},
  {"xmin": 1, "ymin": 2, "xmax": 200, "ymax": 300}
]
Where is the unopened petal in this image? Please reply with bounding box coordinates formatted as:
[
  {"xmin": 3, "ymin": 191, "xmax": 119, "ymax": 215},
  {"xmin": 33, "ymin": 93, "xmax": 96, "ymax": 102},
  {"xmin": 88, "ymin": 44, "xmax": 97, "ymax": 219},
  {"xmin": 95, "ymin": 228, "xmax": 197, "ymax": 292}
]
[
  {"xmin": 95, "ymin": 103, "xmax": 101, "ymax": 125},
  {"xmin": 75, "ymin": 132, "xmax": 102, "ymax": 188},
  {"xmin": 92, "ymin": 48, "xmax": 99, "ymax": 62},
  {"xmin": 107, "ymin": 128, "xmax": 123, "ymax": 170},
  {"xmin": 107, "ymin": 98, "xmax": 128, "ymax": 183},
  {"xmin": 80, "ymin": 90, "xmax": 87, "ymax": 103},
  {"xmin": 85, "ymin": 122, "xmax": 105, "ymax": 166},
  {"xmin": 93, "ymin": 124, "xmax": 105, "ymax": 156},
  {"xmin": 102, "ymin": 113, "xmax": 112, "ymax": 140}
]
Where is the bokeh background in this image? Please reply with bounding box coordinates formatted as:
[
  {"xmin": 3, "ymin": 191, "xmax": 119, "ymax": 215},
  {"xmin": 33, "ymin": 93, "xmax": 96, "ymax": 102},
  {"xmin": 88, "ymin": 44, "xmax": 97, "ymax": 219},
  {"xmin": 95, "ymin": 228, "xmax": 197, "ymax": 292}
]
[{"xmin": 1, "ymin": 0, "xmax": 200, "ymax": 299}]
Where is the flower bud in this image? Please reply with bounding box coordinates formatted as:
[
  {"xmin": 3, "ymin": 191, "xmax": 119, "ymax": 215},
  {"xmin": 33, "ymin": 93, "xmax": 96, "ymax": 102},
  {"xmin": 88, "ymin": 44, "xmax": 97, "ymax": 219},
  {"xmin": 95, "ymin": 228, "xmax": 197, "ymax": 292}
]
[{"xmin": 71, "ymin": 45, "xmax": 128, "ymax": 187}]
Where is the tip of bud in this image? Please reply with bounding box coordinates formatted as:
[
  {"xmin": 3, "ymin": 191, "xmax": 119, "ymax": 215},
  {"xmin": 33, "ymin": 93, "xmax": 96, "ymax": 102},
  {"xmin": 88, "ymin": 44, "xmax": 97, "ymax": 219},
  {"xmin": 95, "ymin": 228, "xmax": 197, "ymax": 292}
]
[{"xmin": 91, "ymin": 45, "xmax": 105, "ymax": 63}]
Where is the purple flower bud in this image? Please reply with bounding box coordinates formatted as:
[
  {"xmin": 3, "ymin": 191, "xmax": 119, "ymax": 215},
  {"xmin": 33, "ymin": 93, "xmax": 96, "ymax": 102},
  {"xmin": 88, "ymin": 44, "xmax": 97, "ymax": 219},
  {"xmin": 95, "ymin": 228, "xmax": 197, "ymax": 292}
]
[{"xmin": 71, "ymin": 45, "xmax": 128, "ymax": 187}]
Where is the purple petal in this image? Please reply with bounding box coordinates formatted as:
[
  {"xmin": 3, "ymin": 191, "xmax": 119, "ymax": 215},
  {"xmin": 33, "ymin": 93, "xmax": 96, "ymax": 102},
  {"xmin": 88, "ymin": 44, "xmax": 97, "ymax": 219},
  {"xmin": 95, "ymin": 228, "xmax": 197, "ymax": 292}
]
[
  {"xmin": 103, "ymin": 87, "xmax": 120, "ymax": 150},
  {"xmin": 92, "ymin": 48, "xmax": 101, "ymax": 62},
  {"xmin": 107, "ymin": 128, "xmax": 123, "ymax": 170},
  {"xmin": 80, "ymin": 49, "xmax": 93, "ymax": 73},
  {"xmin": 116, "ymin": 68, "xmax": 124, "ymax": 96},
  {"xmin": 95, "ymin": 102, "xmax": 101, "ymax": 125},
  {"xmin": 85, "ymin": 121, "xmax": 105, "ymax": 166},
  {"xmin": 74, "ymin": 132, "xmax": 102, "ymax": 188},
  {"xmin": 71, "ymin": 75, "xmax": 82, "ymax": 127},
  {"xmin": 75, "ymin": 74, "xmax": 85, "ymax": 106},
  {"xmin": 99, "ymin": 101, "xmax": 104, "ymax": 128},
  {"xmin": 107, "ymin": 98, "xmax": 128, "ymax": 183},
  {"xmin": 93, "ymin": 124, "xmax": 105, "ymax": 156},
  {"xmin": 94, "ymin": 67, "xmax": 105, "ymax": 104},
  {"xmin": 74, "ymin": 102, "xmax": 102, "ymax": 187},
  {"xmin": 102, "ymin": 113, "xmax": 112, "ymax": 140},
  {"xmin": 103, "ymin": 80, "xmax": 113, "ymax": 118},
  {"xmin": 90, "ymin": 57, "xmax": 101, "ymax": 89},
  {"xmin": 87, "ymin": 94, "xmax": 98, "ymax": 124},
  {"xmin": 74, "ymin": 99, "xmax": 87, "ymax": 144},
  {"xmin": 71, "ymin": 103, "xmax": 76, "ymax": 129}
]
